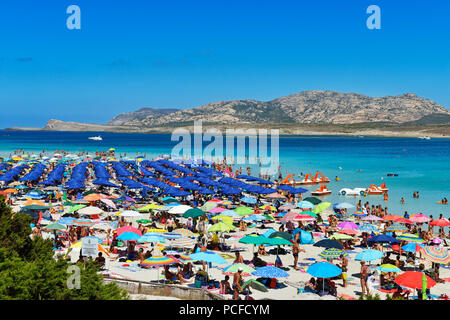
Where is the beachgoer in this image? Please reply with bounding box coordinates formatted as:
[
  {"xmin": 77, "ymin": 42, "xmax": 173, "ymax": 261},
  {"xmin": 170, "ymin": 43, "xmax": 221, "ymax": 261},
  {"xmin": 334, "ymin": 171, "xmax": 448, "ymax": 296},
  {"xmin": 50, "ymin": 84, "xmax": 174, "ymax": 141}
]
[
  {"xmin": 360, "ymin": 260, "xmax": 370, "ymax": 297},
  {"xmin": 233, "ymin": 268, "xmax": 244, "ymax": 300}
]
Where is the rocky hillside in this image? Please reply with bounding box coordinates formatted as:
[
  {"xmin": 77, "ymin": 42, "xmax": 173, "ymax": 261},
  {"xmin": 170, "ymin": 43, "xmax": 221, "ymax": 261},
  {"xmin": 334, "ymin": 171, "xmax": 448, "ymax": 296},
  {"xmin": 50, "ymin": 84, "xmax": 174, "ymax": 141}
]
[
  {"xmin": 107, "ymin": 107, "xmax": 179, "ymax": 126},
  {"xmin": 115, "ymin": 91, "xmax": 450, "ymax": 126}
]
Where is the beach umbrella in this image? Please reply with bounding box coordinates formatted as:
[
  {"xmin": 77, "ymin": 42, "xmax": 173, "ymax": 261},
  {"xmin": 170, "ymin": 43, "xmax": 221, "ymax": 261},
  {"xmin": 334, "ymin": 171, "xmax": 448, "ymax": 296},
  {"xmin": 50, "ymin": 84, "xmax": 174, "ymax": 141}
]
[
  {"xmin": 136, "ymin": 219, "xmax": 152, "ymax": 225},
  {"xmin": 313, "ymin": 239, "xmax": 343, "ymax": 250},
  {"xmin": 307, "ymin": 262, "xmax": 341, "ymax": 278},
  {"xmin": 386, "ymin": 223, "xmax": 408, "ymax": 232},
  {"xmin": 337, "ymin": 229, "xmax": 358, "ymax": 236},
  {"xmin": 241, "ymin": 279, "xmax": 268, "ymax": 293},
  {"xmin": 189, "ymin": 251, "xmax": 227, "ymax": 264},
  {"xmin": 212, "ymin": 215, "xmax": 234, "ymax": 225},
  {"xmin": 209, "ymin": 207, "xmax": 226, "ymax": 214},
  {"xmin": 120, "ymin": 210, "xmax": 143, "ymax": 217},
  {"xmin": 234, "ymin": 206, "xmax": 254, "ymax": 216},
  {"xmin": 78, "ymin": 206, "xmax": 103, "ymax": 215},
  {"xmin": 429, "ymin": 219, "xmax": 450, "ymax": 227},
  {"xmin": 21, "ymin": 205, "xmax": 50, "ymax": 211},
  {"xmin": 173, "ymin": 228, "xmax": 196, "ymax": 238},
  {"xmin": 319, "ymin": 248, "xmax": 347, "ymax": 259},
  {"xmin": 268, "ymin": 231, "xmax": 292, "ymax": 241},
  {"xmin": 116, "ymin": 232, "xmax": 141, "ymax": 241},
  {"xmin": 161, "ymin": 232, "xmax": 183, "ymax": 239},
  {"xmin": 420, "ymin": 246, "xmax": 450, "ymax": 264},
  {"xmin": 72, "ymin": 218, "xmax": 95, "ymax": 227},
  {"xmin": 263, "ymin": 192, "xmax": 286, "ymax": 199},
  {"xmin": 67, "ymin": 204, "xmax": 87, "ymax": 213},
  {"xmin": 397, "ymin": 218, "xmax": 414, "ymax": 224},
  {"xmin": 278, "ymin": 204, "xmax": 296, "ymax": 211},
  {"xmin": 358, "ymin": 224, "xmax": 378, "ymax": 232},
  {"xmin": 100, "ymin": 198, "xmax": 117, "ymax": 209},
  {"xmin": 355, "ymin": 249, "xmax": 383, "ymax": 262},
  {"xmin": 116, "ymin": 226, "xmax": 142, "ymax": 236},
  {"xmin": 168, "ymin": 204, "xmax": 193, "ymax": 214},
  {"xmin": 83, "ymin": 194, "xmax": 104, "ymax": 202},
  {"xmin": 24, "ymin": 199, "xmax": 45, "ymax": 206},
  {"xmin": 296, "ymin": 201, "xmax": 315, "ymax": 209},
  {"xmin": 383, "ymin": 215, "xmax": 402, "ymax": 221},
  {"xmin": 394, "ymin": 271, "xmax": 436, "ymax": 289},
  {"xmin": 266, "ymin": 237, "xmax": 293, "ymax": 246},
  {"xmin": 141, "ymin": 255, "xmax": 178, "ymax": 267},
  {"xmin": 337, "ymin": 221, "xmax": 358, "ymax": 230},
  {"xmin": 361, "ymin": 215, "xmax": 382, "ymax": 221},
  {"xmin": 304, "ymin": 197, "xmax": 321, "ymax": 205},
  {"xmin": 3, "ymin": 188, "xmax": 18, "ymax": 194},
  {"xmin": 352, "ymin": 211, "xmax": 368, "ymax": 217},
  {"xmin": 367, "ymin": 234, "xmax": 400, "ymax": 244},
  {"xmin": 222, "ymin": 264, "xmax": 255, "ymax": 276},
  {"xmin": 401, "ymin": 243, "xmax": 425, "ymax": 253},
  {"xmin": 409, "ymin": 214, "xmax": 430, "ymax": 223},
  {"xmin": 251, "ymin": 266, "xmax": 289, "ymax": 278},
  {"xmin": 259, "ymin": 205, "xmax": 277, "ymax": 211},
  {"xmin": 377, "ymin": 264, "xmax": 401, "ymax": 273},
  {"xmin": 263, "ymin": 214, "xmax": 275, "ymax": 221},
  {"xmin": 169, "ymin": 237, "xmax": 196, "ymax": 248},
  {"xmin": 335, "ymin": 202, "xmax": 355, "ymax": 210},
  {"xmin": 240, "ymin": 196, "xmax": 257, "ymax": 204},
  {"xmin": 208, "ymin": 222, "xmax": 235, "ymax": 233},
  {"xmin": 138, "ymin": 235, "xmax": 166, "ymax": 244},
  {"xmin": 239, "ymin": 234, "xmax": 271, "ymax": 245},
  {"xmin": 200, "ymin": 202, "xmax": 217, "ymax": 212},
  {"xmin": 43, "ymin": 223, "xmax": 67, "ymax": 230},
  {"xmin": 65, "ymin": 241, "xmax": 110, "ymax": 258},
  {"xmin": 313, "ymin": 202, "xmax": 331, "ymax": 214},
  {"xmin": 183, "ymin": 208, "xmax": 205, "ymax": 219},
  {"xmin": 329, "ymin": 233, "xmax": 353, "ymax": 240},
  {"xmin": 292, "ymin": 214, "xmax": 317, "ymax": 222},
  {"xmin": 137, "ymin": 203, "xmax": 163, "ymax": 212},
  {"xmin": 396, "ymin": 233, "xmax": 424, "ymax": 243}
]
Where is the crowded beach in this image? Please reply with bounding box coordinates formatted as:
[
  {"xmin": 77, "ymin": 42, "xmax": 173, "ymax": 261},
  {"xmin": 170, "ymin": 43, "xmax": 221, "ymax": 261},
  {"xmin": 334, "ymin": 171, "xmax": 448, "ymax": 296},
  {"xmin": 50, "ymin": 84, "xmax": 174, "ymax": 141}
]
[{"xmin": 0, "ymin": 148, "xmax": 449, "ymax": 300}]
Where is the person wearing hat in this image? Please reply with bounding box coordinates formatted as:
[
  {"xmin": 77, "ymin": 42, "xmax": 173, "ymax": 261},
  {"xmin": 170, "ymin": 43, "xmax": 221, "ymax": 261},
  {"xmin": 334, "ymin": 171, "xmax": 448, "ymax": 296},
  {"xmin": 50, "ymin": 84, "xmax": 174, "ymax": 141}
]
[
  {"xmin": 233, "ymin": 267, "xmax": 244, "ymax": 300},
  {"xmin": 360, "ymin": 260, "xmax": 370, "ymax": 297}
]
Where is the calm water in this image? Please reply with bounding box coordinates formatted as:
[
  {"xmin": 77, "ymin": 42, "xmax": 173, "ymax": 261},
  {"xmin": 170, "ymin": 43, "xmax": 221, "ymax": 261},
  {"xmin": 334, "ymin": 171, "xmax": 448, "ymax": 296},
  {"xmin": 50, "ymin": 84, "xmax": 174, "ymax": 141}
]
[{"xmin": 0, "ymin": 131, "xmax": 449, "ymax": 219}]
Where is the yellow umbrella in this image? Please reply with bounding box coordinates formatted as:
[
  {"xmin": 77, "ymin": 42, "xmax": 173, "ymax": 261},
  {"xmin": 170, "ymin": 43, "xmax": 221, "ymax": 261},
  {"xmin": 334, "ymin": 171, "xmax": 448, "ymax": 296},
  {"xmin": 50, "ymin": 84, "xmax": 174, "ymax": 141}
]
[
  {"xmin": 24, "ymin": 199, "xmax": 45, "ymax": 206},
  {"xmin": 146, "ymin": 228, "xmax": 167, "ymax": 233},
  {"xmin": 65, "ymin": 241, "xmax": 110, "ymax": 257},
  {"xmin": 212, "ymin": 215, "xmax": 234, "ymax": 225},
  {"xmin": 259, "ymin": 205, "xmax": 277, "ymax": 211}
]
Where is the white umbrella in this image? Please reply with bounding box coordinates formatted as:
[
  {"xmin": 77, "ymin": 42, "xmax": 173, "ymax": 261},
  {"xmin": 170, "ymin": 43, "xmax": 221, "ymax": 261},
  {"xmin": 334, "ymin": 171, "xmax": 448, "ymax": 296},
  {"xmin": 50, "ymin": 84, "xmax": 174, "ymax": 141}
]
[
  {"xmin": 100, "ymin": 198, "xmax": 117, "ymax": 210},
  {"xmin": 168, "ymin": 205, "xmax": 192, "ymax": 215},
  {"xmin": 78, "ymin": 206, "xmax": 104, "ymax": 215},
  {"xmin": 120, "ymin": 210, "xmax": 143, "ymax": 217}
]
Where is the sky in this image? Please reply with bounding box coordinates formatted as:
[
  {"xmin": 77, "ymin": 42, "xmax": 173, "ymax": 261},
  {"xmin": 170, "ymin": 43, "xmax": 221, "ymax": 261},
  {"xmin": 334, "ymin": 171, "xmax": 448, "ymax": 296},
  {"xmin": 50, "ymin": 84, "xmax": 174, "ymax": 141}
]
[{"xmin": 0, "ymin": 0, "xmax": 449, "ymax": 128}]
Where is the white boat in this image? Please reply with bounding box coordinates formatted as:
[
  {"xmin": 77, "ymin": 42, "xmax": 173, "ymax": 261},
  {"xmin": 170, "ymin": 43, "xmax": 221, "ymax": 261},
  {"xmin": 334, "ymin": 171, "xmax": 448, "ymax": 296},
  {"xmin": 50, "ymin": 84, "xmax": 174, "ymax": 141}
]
[
  {"xmin": 88, "ymin": 136, "xmax": 103, "ymax": 141},
  {"xmin": 418, "ymin": 136, "xmax": 431, "ymax": 140}
]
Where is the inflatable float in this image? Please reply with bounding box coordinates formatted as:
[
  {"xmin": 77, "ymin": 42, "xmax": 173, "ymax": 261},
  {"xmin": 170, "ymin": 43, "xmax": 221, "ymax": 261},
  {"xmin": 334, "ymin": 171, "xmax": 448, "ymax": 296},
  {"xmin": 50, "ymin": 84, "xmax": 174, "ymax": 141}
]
[{"xmin": 311, "ymin": 184, "xmax": 332, "ymax": 196}]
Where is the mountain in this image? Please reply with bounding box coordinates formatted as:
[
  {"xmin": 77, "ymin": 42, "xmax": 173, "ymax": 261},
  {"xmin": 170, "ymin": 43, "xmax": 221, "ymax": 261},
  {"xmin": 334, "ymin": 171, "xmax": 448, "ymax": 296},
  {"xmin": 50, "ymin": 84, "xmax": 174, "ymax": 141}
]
[
  {"xmin": 107, "ymin": 107, "xmax": 179, "ymax": 126},
  {"xmin": 113, "ymin": 91, "xmax": 450, "ymax": 127}
]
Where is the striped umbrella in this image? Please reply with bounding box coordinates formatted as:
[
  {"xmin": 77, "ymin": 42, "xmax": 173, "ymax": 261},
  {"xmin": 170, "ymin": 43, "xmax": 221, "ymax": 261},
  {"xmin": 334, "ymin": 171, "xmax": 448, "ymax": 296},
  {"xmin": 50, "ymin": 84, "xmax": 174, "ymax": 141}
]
[
  {"xmin": 377, "ymin": 264, "xmax": 401, "ymax": 273},
  {"xmin": 72, "ymin": 218, "xmax": 95, "ymax": 227},
  {"xmin": 396, "ymin": 233, "xmax": 425, "ymax": 243},
  {"xmin": 386, "ymin": 223, "xmax": 408, "ymax": 232},
  {"xmin": 173, "ymin": 228, "xmax": 196, "ymax": 238},
  {"xmin": 140, "ymin": 255, "xmax": 178, "ymax": 267},
  {"xmin": 171, "ymin": 254, "xmax": 192, "ymax": 263},
  {"xmin": 358, "ymin": 224, "xmax": 378, "ymax": 232},
  {"xmin": 352, "ymin": 211, "xmax": 368, "ymax": 217},
  {"xmin": 162, "ymin": 232, "xmax": 182, "ymax": 239},
  {"xmin": 169, "ymin": 237, "xmax": 196, "ymax": 248},
  {"xmin": 292, "ymin": 214, "xmax": 316, "ymax": 221},
  {"xmin": 361, "ymin": 215, "xmax": 382, "ymax": 221},
  {"xmin": 319, "ymin": 248, "xmax": 347, "ymax": 259},
  {"xmin": 420, "ymin": 246, "xmax": 450, "ymax": 264},
  {"xmin": 259, "ymin": 205, "xmax": 277, "ymax": 211},
  {"xmin": 279, "ymin": 204, "xmax": 296, "ymax": 211}
]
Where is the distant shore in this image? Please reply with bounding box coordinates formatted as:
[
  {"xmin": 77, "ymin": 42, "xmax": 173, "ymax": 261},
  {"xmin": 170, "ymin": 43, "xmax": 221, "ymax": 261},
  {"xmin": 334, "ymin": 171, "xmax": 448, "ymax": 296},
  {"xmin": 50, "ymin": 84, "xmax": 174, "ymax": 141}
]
[{"xmin": 3, "ymin": 121, "xmax": 450, "ymax": 138}]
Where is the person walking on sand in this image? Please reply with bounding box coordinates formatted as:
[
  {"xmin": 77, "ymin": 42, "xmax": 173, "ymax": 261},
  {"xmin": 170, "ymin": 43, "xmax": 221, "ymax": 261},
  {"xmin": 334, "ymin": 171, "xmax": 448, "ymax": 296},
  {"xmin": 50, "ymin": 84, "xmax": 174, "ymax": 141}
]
[
  {"xmin": 337, "ymin": 254, "xmax": 348, "ymax": 288},
  {"xmin": 360, "ymin": 260, "xmax": 370, "ymax": 297},
  {"xmin": 233, "ymin": 268, "xmax": 244, "ymax": 300},
  {"xmin": 292, "ymin": 239, "xmax": 305, "ymax": 270}
]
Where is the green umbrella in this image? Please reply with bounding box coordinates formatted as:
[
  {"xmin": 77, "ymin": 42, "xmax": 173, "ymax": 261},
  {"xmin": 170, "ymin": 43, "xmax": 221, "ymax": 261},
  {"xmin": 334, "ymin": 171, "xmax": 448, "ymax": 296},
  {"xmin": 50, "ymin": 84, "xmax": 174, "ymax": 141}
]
[
  {"xmin": 313, "ymin": 202, "xmax": 331, "ymax": 214},
  {"xmin": 208, "ymin": 222, "xmax": 235, "ymax": 233},
  {"xmin": 268, "ymin": 231, "xmax": 292, "ymax": 241},
  {"xmin": 200, "ymin": 202, "xmax": 217, "ymax": 212},
  {"xmin": 302, "ymin": 210, "xmax": 318, "ymax": 218},
  {"xmin": 267, "ymin": 237, "xmax": 293, "ymax": 246},
  {"xmin": 43, "ymin": 223, "xmax": 67, "ymax": 230},
  {"xmin": 304, "ymin": 197, "xmax": 322, "ymax": 205},
  {"xmin": 234, "ymin": 206, "xmax": 254, "ymax": 216},
  {"xmin": 223, "ymin": 263, "xmax": 255, "ymax": 274},
  {"xmin": 183, "ymin": 208, "xmax": 205, "ymax": 219},
  {"xmin": 242, "ymin": 279, "xmax": 268, "ymax": 292},
  {"xmin": 239, "ymin": 234, "xmax": 271, "ymax": 245},
  {"xmin": 136, "ymin": 219, "xmax": 152, "ymax": 224},
  {"xmin": 67, "ymin": 204, "xmax": 86, "ymax": 213},
  {"xmin": 263, "ymin": 214, "xmax": 275, "ymax": 221},
  {"xmin": 329, "ymin": 233, "xmax": 354, "ymax": 240}
]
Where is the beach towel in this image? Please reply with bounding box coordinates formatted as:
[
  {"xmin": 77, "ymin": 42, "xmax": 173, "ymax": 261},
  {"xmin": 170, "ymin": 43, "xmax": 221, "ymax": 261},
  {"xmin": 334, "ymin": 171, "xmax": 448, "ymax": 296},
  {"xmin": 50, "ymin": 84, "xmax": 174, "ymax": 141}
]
[
  {"xmin": 443, "ymin": 277, "xmax": 450, "ymax": 282},
  {"xmin": 338, "ymin": 293, "xmax": 357, "ymax": 300}
]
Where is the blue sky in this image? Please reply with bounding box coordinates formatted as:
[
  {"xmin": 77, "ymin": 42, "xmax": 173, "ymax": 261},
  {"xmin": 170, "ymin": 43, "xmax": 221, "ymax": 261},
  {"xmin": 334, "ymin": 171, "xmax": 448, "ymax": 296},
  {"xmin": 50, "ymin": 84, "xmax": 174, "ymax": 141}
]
[{"xmin": 0, "ymin": 0, "xmax": 449, "ymax": 128}]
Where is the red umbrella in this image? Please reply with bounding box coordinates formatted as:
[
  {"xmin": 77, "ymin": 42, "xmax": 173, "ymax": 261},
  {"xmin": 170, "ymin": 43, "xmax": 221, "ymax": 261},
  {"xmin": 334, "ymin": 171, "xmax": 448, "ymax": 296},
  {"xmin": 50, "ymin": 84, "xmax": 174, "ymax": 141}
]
[
  {"xmin": 338, "ymin": 229, "xmax": 358, "ymax": 235},
  {"xmin": 116, "ymin": 226, "xmax": 143, "ymax": 236},
  {"xmin": 429, "ymin": 219, "xmax": 450, "ymax": 227},
  {"xmin": 397, "ymin": 218, "xmax": 413, "ymax": 224},
  {"xmin": 395, "ymin": 271, "xmax": 436, "ymax": 289},
  {"xmin": 383, "ymin": 215, "xmax": 402, "ymax": 221}
]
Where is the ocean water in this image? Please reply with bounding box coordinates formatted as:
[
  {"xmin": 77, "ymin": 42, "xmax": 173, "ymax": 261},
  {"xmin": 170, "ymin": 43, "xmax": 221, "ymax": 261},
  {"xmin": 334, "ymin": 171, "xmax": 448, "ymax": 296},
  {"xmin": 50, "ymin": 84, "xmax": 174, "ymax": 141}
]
[{"xmin": 0, "ymin": 131, "xmax": 449, "ymax": 219}]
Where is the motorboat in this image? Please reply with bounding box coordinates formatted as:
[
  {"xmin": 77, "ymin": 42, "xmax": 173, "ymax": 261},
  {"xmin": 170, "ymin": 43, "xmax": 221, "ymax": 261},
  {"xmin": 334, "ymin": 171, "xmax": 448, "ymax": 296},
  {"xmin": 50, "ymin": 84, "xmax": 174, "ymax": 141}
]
[
  {"xmin": 418, "ymin": 136, "xmax": 431, "ymax": 140},
  {"xmin": 88, "ymin": 136, "xmax": 103, "ymax": 141}
]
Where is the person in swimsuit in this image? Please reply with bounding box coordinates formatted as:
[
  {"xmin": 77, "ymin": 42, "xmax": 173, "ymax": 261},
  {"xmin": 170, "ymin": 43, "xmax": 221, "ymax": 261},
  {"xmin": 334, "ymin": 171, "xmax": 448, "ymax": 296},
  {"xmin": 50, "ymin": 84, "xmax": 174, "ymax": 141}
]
[
  {"xmin": 360, "ymin": 260, "xmax": 370, "ymax": 297},
  {"xmin": 337, "ymin": 254, "xmax": 348, "ymax": 287},
  {"xmin": 233, "ymin": 268, "xmax": 243, "ymax": 300}
]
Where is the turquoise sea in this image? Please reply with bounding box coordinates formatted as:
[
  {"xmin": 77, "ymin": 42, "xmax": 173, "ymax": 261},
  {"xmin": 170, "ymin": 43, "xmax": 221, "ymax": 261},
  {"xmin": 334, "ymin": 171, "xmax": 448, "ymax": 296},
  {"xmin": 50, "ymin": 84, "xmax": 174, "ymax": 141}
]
[{"xmin": 0, "ymin": 131, "xmax": 449, "ymax": 219}]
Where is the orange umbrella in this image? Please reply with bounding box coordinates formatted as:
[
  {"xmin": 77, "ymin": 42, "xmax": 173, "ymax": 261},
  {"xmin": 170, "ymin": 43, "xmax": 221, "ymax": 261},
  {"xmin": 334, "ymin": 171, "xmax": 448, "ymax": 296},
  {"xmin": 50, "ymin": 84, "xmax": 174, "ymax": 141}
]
[
  {"xmin": 24, "ymin": 199, "xmax": 45, "ymax": 206},
  {"xmin": 429, "ymin": 219, "xmax": 450, "ymax": 227},
  {"xmin": 4, "ymin": 188, "xmax": 18, "ymax": 194},
  {"xmin": 83, "ymin": 194, "xmax": 104, "ymax": 202},
  {"xmin": 338, "ymin": 229, "xmax": 358, "ymax": 235},
  {"xmin": 394, "ymin": 271, "xmax": 436, "ymax": 289},
  {"xmin": 383, "ymin": 215, "xmax": 402, "ymax": 221}
]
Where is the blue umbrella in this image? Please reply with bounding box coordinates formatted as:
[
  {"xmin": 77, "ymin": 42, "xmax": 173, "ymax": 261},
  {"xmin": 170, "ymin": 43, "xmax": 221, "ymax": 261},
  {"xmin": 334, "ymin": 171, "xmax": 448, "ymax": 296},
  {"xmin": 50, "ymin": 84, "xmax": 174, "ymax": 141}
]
[
  {"xmin": 251, "ymin": 266, "xmax": 289, "ymax": 278},
  {"xmin": 307, "ymin": 262, "xmax": 342, "ymax": 278},
  {"xmin": 161, "ymin": 232, "xmax": 182, "ymax": 239},
  {"xmin": 367, "ymin": 234, "xmax": 400, "ymax": 244},
  {"xmin": 297, "ymin": 201, "xmax": 314, "ymax": 209},
  {"xmin": 240, "ymin": 196, "xmax": 257, "ymax": 204},
  {"xmin": 116, "ymin": 232, "xmax": 141, "ymax": 241},
  {"xmin": 335, "ymin": 202, "xmax": 355, "ymax": 210},
  {"xmin": 189, "ymin": 251, "xmax": 227, "ymax": 264},
  {"xmin": 358, "ymin": 224, "xmax": 378, "ymax": 232},
  {"xmin": 355, "ymin": 249, "xmax": 383, "ymax": 262},
  {"xmin": 401, "ymin": 243, "xmax": 425, "ymax": 253}
]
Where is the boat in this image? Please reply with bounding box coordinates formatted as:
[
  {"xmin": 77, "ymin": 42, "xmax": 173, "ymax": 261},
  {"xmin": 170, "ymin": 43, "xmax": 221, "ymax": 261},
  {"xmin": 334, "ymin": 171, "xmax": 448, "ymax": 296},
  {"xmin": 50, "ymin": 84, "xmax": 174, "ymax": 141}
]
[
  {"xmin": 339, "ymin": 188, "xmax": 366, "ymax": 196},
  {"xmin": 366, "ymin": 184, "xmax": 385, "ymax": 195},
  {"xmin": 311, "ymin": 184, "xmax": 332, "ymax": 196},
  {"xmin": 88, "ymin": 136, "xmax": 103, "ymax": 141},
  {"xmin": 418, "ymin": 136, "xmax": 431, "ymax": 140},
  {"xmin": 314, "ymin": 171, "xmax": 330, "ymax": 183},
  {"xmin": 281, "ymin": 171, "xmax": 330, "ymax": 185}
]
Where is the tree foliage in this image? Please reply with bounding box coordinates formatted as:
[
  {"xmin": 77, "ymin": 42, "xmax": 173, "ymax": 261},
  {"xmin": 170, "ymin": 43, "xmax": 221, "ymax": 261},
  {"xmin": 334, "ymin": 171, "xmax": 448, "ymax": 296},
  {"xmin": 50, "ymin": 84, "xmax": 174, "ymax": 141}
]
[{"xmin": 0, "ymin": 196, "xmax": 128, "ymax": 300}]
